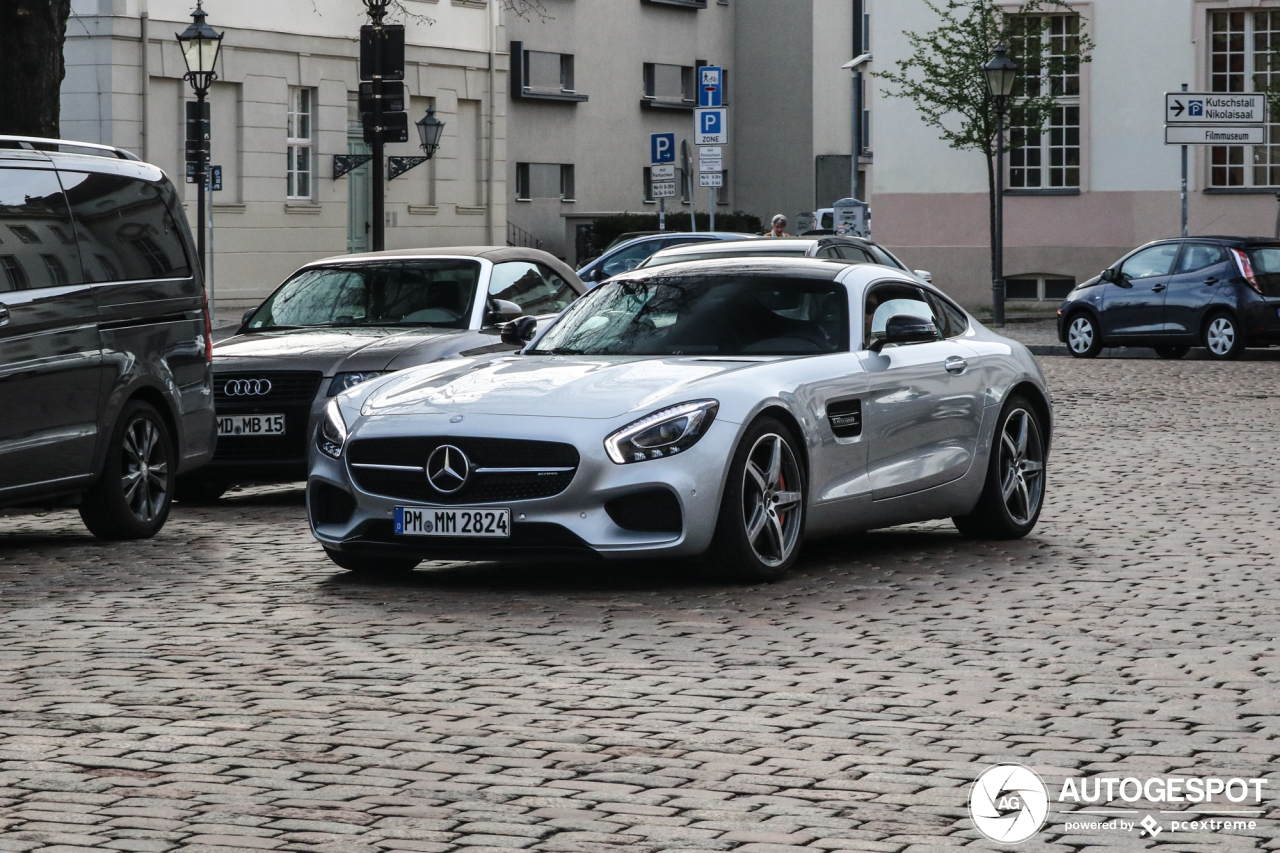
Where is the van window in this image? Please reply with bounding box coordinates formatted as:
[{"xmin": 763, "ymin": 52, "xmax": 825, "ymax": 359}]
[
  {"xmin": 58, "ymin": 171, "xmax": 191, "ymax": 283},
  {"xmin": 0, "ymin": 167, "xmax": 82, "ymax": 291}
]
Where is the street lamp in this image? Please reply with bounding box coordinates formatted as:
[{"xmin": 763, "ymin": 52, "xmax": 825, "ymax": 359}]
[
  {"xmin": 176, "ymin": 1, "xmax": 223, "ymax": 280},
  {"xmin": 416, "ymin": 107, "xmax": 445, "ymax": 159},
  {"xmin": 983, "ymin": 44, "xmax": 1017, "ymax": 327}
]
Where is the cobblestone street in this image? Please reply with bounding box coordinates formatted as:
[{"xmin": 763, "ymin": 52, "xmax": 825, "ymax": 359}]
[{"xmin": 1, "ymin": 357, "xmax": 1278, "ymax": 852}]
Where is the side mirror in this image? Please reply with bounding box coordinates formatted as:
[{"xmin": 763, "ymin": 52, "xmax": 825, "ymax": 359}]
[
  {"xmin": 869, "ymin": 313, "xmax": 940, "ymax": 352},
  {"xmin": 914, "ymin": 270, "xmax": 933, "ymax": 283},
  {"xmin": 241, "ymin": 308, "xmax": 256, "ymax": 327},
  {"xmin": 488, "ymin": 298, "xmax": 523, "ymax": 325},
  {"xmin": 1100, "ymin": 267, "xmax": 1122, "ymax": 284},
  {"xmin": 501, "ymin": 315, "xmax": 538, "ymax": 346}
]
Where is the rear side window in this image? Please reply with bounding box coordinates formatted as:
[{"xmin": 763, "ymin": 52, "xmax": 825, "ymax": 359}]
[
  {"xmin": 923, "ymin": 290, "xmax": 970, "ymax": 338},
  {"xmin": 0, "ymin": 167, "xmax": 82, "ymax": 291},
  {"xmin": 836, "ymin": 244, "xmax": 876, "ymax": 263},
  {"xmin": 58, "ymin": 171, "xmax": 191, "ymax": 283},
  {"xmin": 488, "ymin": 261, "xmax": 578, "ymax": 315},
  {"xmin": 1176, "ymin": 243, "xmax": 1227, "ymax": 273}
]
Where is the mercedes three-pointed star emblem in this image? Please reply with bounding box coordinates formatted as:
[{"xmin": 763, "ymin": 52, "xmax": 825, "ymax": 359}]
[{"xmin": 426, "ymin": 444, "xmax": 470, "ymax": 494}]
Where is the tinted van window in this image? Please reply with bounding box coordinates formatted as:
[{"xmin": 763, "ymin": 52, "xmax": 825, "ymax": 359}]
[
  {"xmin": 0, "ymin": 167, "xmax": 82, "ymax": 291},
  {"xmin": 59, "ymin": 171, "xmax": 191, "ymax": 282}
]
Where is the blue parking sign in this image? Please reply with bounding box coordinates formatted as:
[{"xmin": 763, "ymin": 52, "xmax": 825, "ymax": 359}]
[
  {"xmin": 698, "ymin": 66, "xmax": 722, "ymax": 108},
  {"xmin": 651, "ymin": 132, "xmax": 675, "ymax": 165},
  {"xmin": 694, "ymin": 108, "xmax": 727, "ymax": 144}
]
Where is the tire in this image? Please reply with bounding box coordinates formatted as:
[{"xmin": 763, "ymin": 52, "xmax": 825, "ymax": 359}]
[
  {"xmin": 1065, "ymin": 313, "xmax": 1103, "ymax": 358},
  {"xmin": 1154, "ymin": 346, "xmax": 1190, "ymax": 360},
  {"xmin": 1203, "ymin": 311, "xmax": 1245, "ymax": 360},
  {"xmin": 323, "ymin": 548, "xmax": 419, "ymax": 576},
  {"xmin": 79, "ymin": 401, "xmax": 175, "ymax": 540},
  {"xmin": 174, "ymin": 473, "xmax": 228, "ymax": 504},
  {"xmin": 708, "ymin": 416, "xmax": 806, "ymax": 583},
  {"xmin": 952, "ymin": 394, "xmax": 1047, "ymax": 541}
]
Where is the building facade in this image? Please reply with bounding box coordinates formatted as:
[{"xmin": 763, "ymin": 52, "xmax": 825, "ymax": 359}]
[
  {"xmin": 62, "ymin": 0, "xmax": 507, "ymax": 315},
  {"xmin": 871, "ymin": 0, "xmax": 1280, "ymax": 309},
  {"xmin": 505, "ymin": 0, "xmax": 865, "ymax": 264}
]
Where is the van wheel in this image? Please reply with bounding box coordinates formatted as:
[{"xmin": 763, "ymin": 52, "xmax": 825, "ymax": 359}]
[
  {"xmin": 1204, "ymin": 312, "xmax": 1245, "ymax": 360},
  {"xmin": 80, "ymin": 401, "xmax": 175, "ymax": 540},
  {"xmin": 324, "ymin": 548, "xmax": 419, "ymax": 576},
  {"xmin": 953, "ymin": 395, "xmax": 1046, "ymax": 540},
  {"xmin": 174, "ymin": 474, "xmax": 228, "ymax": 504}
]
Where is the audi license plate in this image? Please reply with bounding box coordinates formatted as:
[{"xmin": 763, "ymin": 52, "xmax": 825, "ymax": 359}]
[
  {"xmin": 217, "ymin": 414, "xmax": 285, "ymax": 437},
  {"xmin": 395, "ymin": 506, "xmax": 511, "ymax": 538}
]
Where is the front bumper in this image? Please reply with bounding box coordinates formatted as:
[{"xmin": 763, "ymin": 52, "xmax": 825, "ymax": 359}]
[{"xmin": 307, "ymin": 412, "xmax": 740, "ymax": 561}]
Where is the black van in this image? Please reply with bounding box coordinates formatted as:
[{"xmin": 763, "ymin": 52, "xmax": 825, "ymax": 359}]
[{"xmin": 0, "ymin": 137, "xmax": 215, "ymax": 538}]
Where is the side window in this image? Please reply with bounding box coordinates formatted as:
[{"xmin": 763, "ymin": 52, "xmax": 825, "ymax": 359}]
[
  {"xmin": 867, "ymin": 244, "xmax": 908, "ymax": 270},
  {"xmin": 1175, "ymin": 243, "xmax": 1228, "ymax": 274},
  {"xmin": 0, "ymin": 167, "xmax": 82, "ymax": 291},
  {"xmin": 923, "ymin": 290, "xmax": 969, "ymax": 338},
  {"xmin": 59, "ymin": 171, "xmax": 192, "ymax": 283},
  {"xmin": 863, "ymin": 283, "xmax": 937, "ymax": 348},
  {"xmin": 1119, "ymin": 243, "xmax": 1179, "ymax": 280},
  {"xmin": 836, "ymin": 245, "xmax": 876, "ymax": 263},
  {"xmin": 815, "ymin": 245, "xmax": 842, "ymax": 259},
  {"xmin": 488, "ymin": 261, "xmax": 577, "ymax": 315},
  {"xmin": 600, "ymin": 241, "xmax": 658, "ymax": 277}
]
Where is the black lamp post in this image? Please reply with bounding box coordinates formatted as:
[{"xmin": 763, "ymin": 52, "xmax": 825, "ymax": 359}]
[
  {"xmin": 983, "ymin": 44, "xmax": 1017, "ymax": 327},
  {"xmin": 176, "ymin": 1, "xmax": 223, "ymax": 278},
  {"xmin": 415, "ymin": 107, "xmax": 445, "ymax": 159}
]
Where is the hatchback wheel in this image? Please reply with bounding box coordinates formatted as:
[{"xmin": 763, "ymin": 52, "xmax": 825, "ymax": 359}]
[
  {"xmin": 1154, "ymin": 345, "xmax": 1191, "ymax": 360},
  {"xmin": 953, "ymin": 395, "xmax": 1046, "ymax": 540},
  {"xmin": 80, "ymin": 401, "xmax": 174, "ymax": 540},
  {"xmin": 1203, "ymin": 311, "xmax": 1245, "ymax": 360},
  {"xmin": 1066, "ymin": 314, "xmax": 1102, "ymax": 358},
  {"xmin": 709, "ymin": 417, "xmax": 805, "ymax": 582}
]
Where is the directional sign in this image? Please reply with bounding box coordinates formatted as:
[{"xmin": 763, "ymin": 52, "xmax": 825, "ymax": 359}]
[
  {"xmin": 698, "ymin": 66, "xmax": 722, "ymax": 108},
  {"xmin": 651, "ymin": 132, "xmax": 675, "ymax": 164},
  {"xmin": 651, "ymin": 180, "xmax": 677, "ymax": 199},
  {"xmin": 1166, "ymin": 93, "xmax": 1266, "ymax": 125},
  {"xmin": 698, "ymin": 172, "xmax": 723, "ymax": 188},
  {"xmin": 209, "ymin": 165, "xmax": 223, "ymax": 192},
  {"xmin": 1165, "ymin": 125, "xmax": 1265, "ymax": 145},
  {"xmin": 650, "ymin": 164, "xmax": 675, "ymax": 181},
  {"xmin": 695, "ymin": 108, "xmax": 727, "ymax": 145}
]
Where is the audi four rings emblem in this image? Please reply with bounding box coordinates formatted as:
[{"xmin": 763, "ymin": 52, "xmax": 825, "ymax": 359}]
[
  {"xmin": 426, "ymin": 445, "xmax": 470, "ymax": 493},
  {"xmin": 223, "ymin": 379, "xmax": 272, "ymax": 396}
]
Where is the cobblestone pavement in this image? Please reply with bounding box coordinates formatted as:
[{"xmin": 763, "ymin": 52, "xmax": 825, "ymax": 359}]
[{"xmin": 2, "ymin": 358, "xmax": 1279, "ymax": 853}]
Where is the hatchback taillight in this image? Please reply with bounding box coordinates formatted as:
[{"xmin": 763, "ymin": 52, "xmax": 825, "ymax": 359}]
[{"xmin": 1231, "ymin": 248, "xmax": 1263, "ymax": 294}]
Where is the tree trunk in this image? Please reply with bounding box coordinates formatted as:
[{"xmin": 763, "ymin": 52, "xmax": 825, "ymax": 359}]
[{"xmin": 0, "ymin": 0, "xmax": 71, "ymax": 138}]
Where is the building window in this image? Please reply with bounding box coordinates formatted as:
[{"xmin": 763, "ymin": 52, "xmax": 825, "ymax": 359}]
[
  {"xmin": 8, "ymin": 225, "xmax": 40, "ymax": 244},
  {"xmin": 1005, "ymin": 275, "xmax": 1075, "ymax": 301},
  {"xmin": 523, "ymin": 50, "xmax": 576, "ymax": 93},
  {"xmin": 1209, "ymin": 11, "xmax": 1280, "ymax": 187},
  {"xmin": 0, "ymin": 256, "xmax": 27, "ymax": 291},
  {"xmin": 40, "ymin": 254, "xmax": 68, "ymax": 286},
  {"xmin": 560, "ymin": 164, "xmax": 575, "ymax": 201},
  {"xmin": 516, "ymin": 162, "xmax": 530, "ymax": 201},
  {"xmin": 287, "ymin": 87, "xmax": 314, "ymax": 199},
  {"xmin": 643, "ymin": 63, "xmax": 695, "ymax": 102},
  {"xmin": 1008, "ymin": 14, "xmax": 1081, "ymax": 189},
  {"xmin": 515, "ymin": 163, "xmax": 575, "ymax": 200}
]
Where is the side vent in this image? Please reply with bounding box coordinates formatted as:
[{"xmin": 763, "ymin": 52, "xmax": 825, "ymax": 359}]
[{"xmin": 826, "ymin": 399, "xmax": 862, "ymax": 438}]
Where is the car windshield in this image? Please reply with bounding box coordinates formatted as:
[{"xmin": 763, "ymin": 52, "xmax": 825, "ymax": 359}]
[
  {"xmin": 530, "ymin": 274, "xmax": 848, "ymax": 356},
  {"xmin": 642, "ymin": 247, "xmax": 807, "ymax": 269},
  {"xmin": 246, "ymin": 261, "xmax": 481, "ymax": 330}
]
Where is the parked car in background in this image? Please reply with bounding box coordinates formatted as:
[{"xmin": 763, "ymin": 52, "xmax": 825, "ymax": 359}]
[
  {"xmin": 1057, "ymin": 237, "xmax": 1280, "ymax": 360},
  {"xmin": 639, "ymin": 235, "xmax": 933, "ymax": 283},
  {"xmin": 577, "ymin": 232, "xmax": 755, "ymax": 285},
  {"xmin": 182, "ymin": 247, "xmax": 585, "ymax": 500},
  {"xmin": 0, "ymin": 136, "xmax": 215, "ymax": 538},
  {"xmin": 307, "ymin": 258, "xmax": 1051, "ymax": 582}
]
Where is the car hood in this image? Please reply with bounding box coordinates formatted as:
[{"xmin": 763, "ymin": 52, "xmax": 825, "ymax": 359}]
[
  {"xmin": 214, "ymin": 327, "xmax": 469, "ymax": 375},
  {"xmin": 360, "ymin": 355, "xmax": 771, "ymax": 420}
]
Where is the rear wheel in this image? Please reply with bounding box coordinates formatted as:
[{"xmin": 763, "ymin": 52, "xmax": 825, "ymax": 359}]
[
  {"xmin": 1203, "ymin": 311, "xmax": 1245, "ymax": 360},
  {"xmin": 80, "ymin": 401, "xmax": 174, "ymax": 540},
  {"xmin": 708, "ymin": 417, "xmax": 806, "ymax": 583},
  {"xmin": 1066, "ymin": 313, "xmax": 1103, "ymax": 359},
  {"xmin": 1154, "ymin": 345, "xmax": 1190, "ymax": 360},
  {"xmin": 953, "ymin": 395, "xmax": 1046, "ymax": 540},
  {"xmin": 324, "ymin": 548, "xmax": 419, "ymax": 576}
]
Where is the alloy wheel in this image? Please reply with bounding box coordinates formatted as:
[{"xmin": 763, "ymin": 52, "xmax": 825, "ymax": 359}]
[
  {"xmin": 998, "ymin": 408, "xmax": 1045, "ymax": 527},
  {"xmin": 741, "ymin": 433, "xmax": 803, "ymax": 567},
  {"xmin": 1068, "ymin": 317, "xmax": 1094, "ymax": 354},
  {"xmin": 1207, "ymin": 317, "xmax": 1236, "ymax": 356},
  {"xmin": 122, "ymin": 417, "xmax": 169, "ymax": 524}
]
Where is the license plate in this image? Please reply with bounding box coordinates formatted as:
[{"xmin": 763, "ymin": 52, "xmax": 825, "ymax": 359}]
[
  {"xmin": 217, "ymin": 414, "xmax": 285, "ymax": 436},
  {"xmin": 395, "ymin": 506, "xmax": 511, "ymax": 538}
]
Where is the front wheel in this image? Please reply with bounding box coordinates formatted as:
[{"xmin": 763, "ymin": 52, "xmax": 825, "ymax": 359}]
[
  {"xmin": 1203, "ymin": 312, "xmax": 1245, "ymax": 360},
  {"xmin": 324, "ymin": 548, "xmax": 419, "ymax": 576},
  {"xmin": 953, "ymin": 395, "xmax": 1047, "ymax": 540},
  {"xmin": 80, "ymin": 401, "xmax": 175, "ymax": 540},
  {"xmin": 1154, "ymin": 345, "xmax": 1190, "ymax": 360},
  {"xmin": 1066, "ymin": 313, "xmax": 1103, "ymax": 358},
  {"xmin": 708, "ymin": 417, "xmax": 806, "ymax": 582}
]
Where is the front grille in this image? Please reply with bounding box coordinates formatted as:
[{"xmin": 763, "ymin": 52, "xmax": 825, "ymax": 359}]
[
  {"xmin": 212, "ymin": 371, "xmax": 323, "ymax": 464},
  {"xmin": 214, "ymin": 371, "xmax": 324, "ymax": 407},
  {"xmin": 347, "ymin": 436, "xmax": 580, "ymax": 505}
]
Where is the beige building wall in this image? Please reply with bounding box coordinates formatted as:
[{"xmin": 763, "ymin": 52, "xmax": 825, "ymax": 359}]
[{"xmin": 62, "ymin": 0, "xmax": 507, "ymax": 313}]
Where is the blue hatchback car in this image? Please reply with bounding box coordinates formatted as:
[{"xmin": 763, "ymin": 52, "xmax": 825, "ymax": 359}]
[{"xmin": 577, "ymin": 232, "xmax": 754, "ymax": 286}]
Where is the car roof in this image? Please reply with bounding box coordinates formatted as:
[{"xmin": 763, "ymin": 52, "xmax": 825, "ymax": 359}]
[
  {"xmin": 613, "ymin": 255, "xmax": 874, "ymax": 281},
  {"xmin": 303, "ymin": 246, "xmax": 584, "ymax": 287}
]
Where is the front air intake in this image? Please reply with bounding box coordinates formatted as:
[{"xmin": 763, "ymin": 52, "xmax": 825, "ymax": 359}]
[{"xmin": 826, "ymin": 399, "xmax": 862, "ymax": 438}]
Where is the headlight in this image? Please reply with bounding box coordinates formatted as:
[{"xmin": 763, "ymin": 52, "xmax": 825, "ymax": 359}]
[
  {"xmin": 605, "ymin": 400, "xmax": 719, "ymax": 464},
  {"xmin": 327, "ymin": 371, "xmax": 385, "ymax": 397},
  {"xmin": 318, "ymin": 399, "xmax": 348, "ymax": 459}
]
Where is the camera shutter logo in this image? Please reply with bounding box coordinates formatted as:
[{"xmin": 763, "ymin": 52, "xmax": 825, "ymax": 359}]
[
  {"xmin": 223, "ymin": 378, "xmax": 272, "ymax": 396},
  {"xmin": 969, "ymin": 764, "xmax": 1050, "ymax": 843}
]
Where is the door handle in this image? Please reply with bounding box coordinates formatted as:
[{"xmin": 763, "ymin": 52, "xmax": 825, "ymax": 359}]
[
  {"xmin": 1204, "ymin": 277, "xmax": 1219, "ymax": 285},
  {"xmin": 944, "ymin": 355, "xmax": 968, "ymax": 374},
  {"xmin": 1151, "ymin": 284, "xmax": 1167, "ymax": 292},
  {"xmin": 0, "ymin": 303, "xmax": 9, "ymax": 327}
]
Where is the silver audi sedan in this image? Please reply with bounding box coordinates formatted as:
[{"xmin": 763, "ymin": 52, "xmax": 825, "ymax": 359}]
[{"xmin": 307, "ymin": 258, "xmax": 1051, "ymax": 581}]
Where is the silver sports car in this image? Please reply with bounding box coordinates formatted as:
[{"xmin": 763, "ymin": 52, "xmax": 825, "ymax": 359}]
[{"xmin": 307, "ymin": 258, "xmax": 1051, "ymax": 581}]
